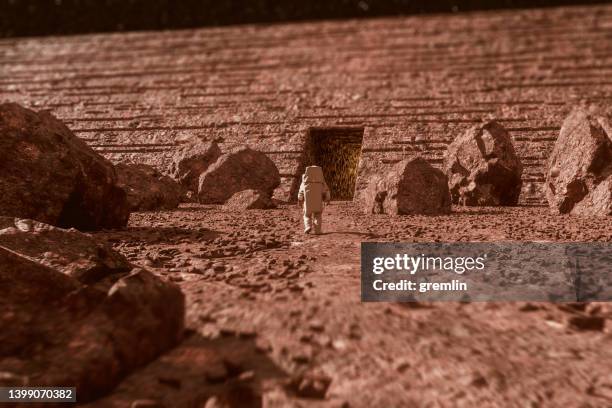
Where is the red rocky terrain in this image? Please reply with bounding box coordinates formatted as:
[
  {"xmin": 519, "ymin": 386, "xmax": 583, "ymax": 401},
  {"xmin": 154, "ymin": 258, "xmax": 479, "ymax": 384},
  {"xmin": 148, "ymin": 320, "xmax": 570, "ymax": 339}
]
[
  {"xmin": 84, "ymin": 203, "xmax": 612, "ymax": 407},
  {"xmin": 1, "ymin": 3, "xmax": 612, "ymax": 407}
]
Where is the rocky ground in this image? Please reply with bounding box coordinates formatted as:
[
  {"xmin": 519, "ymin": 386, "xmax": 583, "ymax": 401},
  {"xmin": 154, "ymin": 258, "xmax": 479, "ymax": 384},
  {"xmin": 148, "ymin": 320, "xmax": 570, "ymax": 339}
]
[
  {"xmin": 2, "ymin": 4, "xmax": 612, "ymax": 407},
  {"xmin": 83, "ymin": 203, "xmax": 612, "ymax": 407}
]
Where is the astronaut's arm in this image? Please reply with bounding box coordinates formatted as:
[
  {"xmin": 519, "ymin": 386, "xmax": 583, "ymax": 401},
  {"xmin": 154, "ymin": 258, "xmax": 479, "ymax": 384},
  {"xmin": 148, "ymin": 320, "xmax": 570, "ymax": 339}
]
[
  {"xmin": 297, "ymin": 183, "xmax": 305, "ymax": 205},
  {"xmin": 323, "ymin": 182, "xmax": 331, "ymax": 203}
]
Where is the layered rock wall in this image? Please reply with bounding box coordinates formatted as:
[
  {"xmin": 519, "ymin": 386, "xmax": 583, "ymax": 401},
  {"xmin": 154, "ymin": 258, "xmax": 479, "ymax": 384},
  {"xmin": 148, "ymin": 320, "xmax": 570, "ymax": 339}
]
[{"xmin": 2, "ymin": 5, "xmax": 612, "ymax": 203}]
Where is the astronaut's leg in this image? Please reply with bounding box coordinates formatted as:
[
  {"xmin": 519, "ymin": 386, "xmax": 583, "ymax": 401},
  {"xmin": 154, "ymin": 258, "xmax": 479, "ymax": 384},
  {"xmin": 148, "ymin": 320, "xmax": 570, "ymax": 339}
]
[
  {"xmin": 303, "ymin": 211, "xmax": 312, "ymax": 234},
  {"xmin": 312, "ymin": 212, "xmax": 322, "ymax": 234}
]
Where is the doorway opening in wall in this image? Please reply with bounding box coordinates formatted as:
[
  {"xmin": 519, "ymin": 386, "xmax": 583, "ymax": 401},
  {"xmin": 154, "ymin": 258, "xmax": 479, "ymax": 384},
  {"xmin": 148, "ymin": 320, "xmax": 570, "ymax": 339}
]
[{"xmin": 304, "ymin": 127, "xmax": 364, "ymax": 200}]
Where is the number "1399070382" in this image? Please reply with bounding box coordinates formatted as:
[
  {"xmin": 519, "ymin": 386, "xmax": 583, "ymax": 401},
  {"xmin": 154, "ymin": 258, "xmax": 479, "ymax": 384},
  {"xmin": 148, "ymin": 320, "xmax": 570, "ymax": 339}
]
[{"xmin": 1, "ymin": 387, "xmax": 76, "ymax": 402}]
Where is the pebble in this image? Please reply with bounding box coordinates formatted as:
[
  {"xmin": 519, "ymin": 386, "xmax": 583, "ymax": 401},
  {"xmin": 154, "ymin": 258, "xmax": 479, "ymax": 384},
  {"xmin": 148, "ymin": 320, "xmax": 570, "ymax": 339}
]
[
  {"xmin": 393, "ymin": 358, "xmax": 411, "ymax": 373},
  {"xmin": 238, "ymin": 370, "xmax": 255, "ymax": 382},
  {"xmin": 289, "ymin": 372, "xmax": 332, "ymax": 399},
  {"xmin": 309, "ymin": 320, "xmax": 325, "ymax": 332},
  {"xmin": 203, "ymin": 396, "xmax": 225, "ymax": 408},
  {"xmin": 332, "ymin": 339, "xmax": 347, "ymax": 351},
  {"xmin": 212, "ymin": 262, "xmax": 226, "ymax": 272}
]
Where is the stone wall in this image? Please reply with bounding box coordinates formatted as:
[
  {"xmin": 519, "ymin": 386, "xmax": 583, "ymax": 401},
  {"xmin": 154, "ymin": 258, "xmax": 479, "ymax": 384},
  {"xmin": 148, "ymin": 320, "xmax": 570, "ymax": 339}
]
[{"xmin": 2, "ymin": 4, "xmax": 612, "ymax": 204}]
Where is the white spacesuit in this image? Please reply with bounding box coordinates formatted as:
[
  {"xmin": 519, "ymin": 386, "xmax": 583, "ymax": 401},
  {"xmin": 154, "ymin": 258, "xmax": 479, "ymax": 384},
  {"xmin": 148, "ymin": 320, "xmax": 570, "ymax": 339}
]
[{"xmin": 298, "ymin": 166, "xmax": 331, "ymax": 234}]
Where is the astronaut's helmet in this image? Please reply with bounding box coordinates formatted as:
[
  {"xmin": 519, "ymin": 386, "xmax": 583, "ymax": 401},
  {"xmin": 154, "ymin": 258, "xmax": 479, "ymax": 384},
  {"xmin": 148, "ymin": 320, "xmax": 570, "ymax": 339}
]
[{"xmin": 303, "ymin": 166, "xmax": 324, "ymax": 183}]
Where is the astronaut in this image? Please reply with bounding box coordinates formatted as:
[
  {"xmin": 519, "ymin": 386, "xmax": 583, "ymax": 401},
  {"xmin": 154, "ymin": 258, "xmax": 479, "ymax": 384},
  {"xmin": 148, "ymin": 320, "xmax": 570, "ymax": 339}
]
[{"xmin": 297, "ymin": 166, "xmax": 331, "ymax": 234}]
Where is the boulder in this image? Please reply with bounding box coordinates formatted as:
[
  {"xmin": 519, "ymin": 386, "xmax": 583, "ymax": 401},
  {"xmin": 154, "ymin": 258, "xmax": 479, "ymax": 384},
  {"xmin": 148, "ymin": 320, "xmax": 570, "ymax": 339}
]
[
  {"xmin": 223, "ymin": 189, "xmax": 276, "ymax": 211},
  {"xmin": 364, "ymin": 157, "xmax": 451, "ymax": 215},
  {"xmin": 197, "ymin": 146, "xmax": 280, "ymax": 204},
  {"xmin": 0, "ymin": 103, "xmax": 130, "ymax": 230},
  {"xmin": 116, "ymin": 163, "xmax": 183, "ymax": 211},
  {"xmin": 0, "ymin": 217, "xmax": 184, "ymax": 402},
  {"xmin": 546, "ymin": 108, "xmax": 612, "ymax": 216},
  {"xmin": 0, "ymin": 217, "xmax": 132, "ymax": 283},
  {"xmin": 170, "ymin": 138, "xmax": 221, "ymax": 194},
  {"xmin": 444, "ymin": 121, "xmax": 523, "ymax": 206}
]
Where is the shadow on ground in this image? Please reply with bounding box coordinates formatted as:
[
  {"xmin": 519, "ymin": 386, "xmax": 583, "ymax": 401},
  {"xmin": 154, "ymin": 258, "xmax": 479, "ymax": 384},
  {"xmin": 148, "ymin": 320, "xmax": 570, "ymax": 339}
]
[
  {"xmin": 98, "ymin": 226, "xmax": 222, "ymax": 246},
  {"xmin": 84, "ymin": 333, "xmax": 287, "ymax": 408}
]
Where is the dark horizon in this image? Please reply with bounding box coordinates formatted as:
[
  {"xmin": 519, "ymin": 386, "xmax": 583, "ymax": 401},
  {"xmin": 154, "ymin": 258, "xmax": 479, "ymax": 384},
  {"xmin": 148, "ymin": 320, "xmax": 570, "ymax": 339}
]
[{"xmin": 1, "ymin": 0, "xmax": 610, "ymax": 38}]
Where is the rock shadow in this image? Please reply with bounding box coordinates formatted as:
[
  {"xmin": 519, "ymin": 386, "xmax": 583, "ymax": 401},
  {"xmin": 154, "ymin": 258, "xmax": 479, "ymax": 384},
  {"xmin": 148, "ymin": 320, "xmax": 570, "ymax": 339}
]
[{"xmin": 97, "ymin": 226, "xmax": 222, "ymax": 246}]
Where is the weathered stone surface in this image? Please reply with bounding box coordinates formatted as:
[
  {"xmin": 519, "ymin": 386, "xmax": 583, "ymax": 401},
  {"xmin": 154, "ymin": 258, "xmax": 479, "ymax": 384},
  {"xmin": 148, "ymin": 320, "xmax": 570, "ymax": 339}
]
[
  {"xmin": 0, "ymin": 217, "xmax": 185, "ymax": 403},
  {"xmin": 364, "ymin": 157, "xmax": 451, "ymax": 215},
  {"xmin": 223, "ymin": 189, "xmax": 276, "ymax": 210},
  {"xmin": 4, "ymin": 6, "xmax": 612, "ymax": 207},
  {"xmin": 444, "ymin": 121, "xmax": 523, "ymax": 206},
  {"xmin": 546, "ymin": 108, "xmax": 612, "ymax": 216},
  {"xmin": 198, "ymin": 146, "xmax": 280, "ymax": 204},
  {"xmin": 116, "ymin": 163, "xmax": 183, "ymax": 211},
  {"xmin": 0, "ymin": 103, "xmax": 130, "ymax": 230},
  {"xmin": 170, "ymin": 139, "xmax": 221, "ymax": 194},
  {"xmin": 0, "ymin": 216, "xmax": 131, "ymax": 283}
]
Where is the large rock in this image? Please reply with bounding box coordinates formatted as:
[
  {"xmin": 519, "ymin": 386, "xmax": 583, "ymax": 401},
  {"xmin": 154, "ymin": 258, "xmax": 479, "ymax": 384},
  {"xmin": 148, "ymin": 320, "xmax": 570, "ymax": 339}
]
[
  {"xmin": 444, "ymin": 121, "xmax": 523, "ymax": 206},
  {"xmin": 170, "ymin": 138, "xmax": 221, "ymax": 193},
  {"xmin": 0, "ymin": 217, "xmax": 184, "ymax": 402},
  {"xmin": 223, "ymin": 189, "xmax": 276, "ymax": 211},
  {"xmin": 546, "ymin": 108, "xmax": 612, "ymax": 216},
  {"xmin": 364, "ymin": 157, "xmax": 451, "ymax": 215},
  {"xmin": 0, "ymin": 103, "xmax": 130, "ymax": 230},
  {"xmin": 116, "ymin": 163, "xmax": 183, "ymax": 211},
  {"xmin": 198, "ymin": 146, "xmax": 281, "ymax": 204},
  {"xmin": 0, "ymin": 217, "xmax": 131, "ymax": 283}
]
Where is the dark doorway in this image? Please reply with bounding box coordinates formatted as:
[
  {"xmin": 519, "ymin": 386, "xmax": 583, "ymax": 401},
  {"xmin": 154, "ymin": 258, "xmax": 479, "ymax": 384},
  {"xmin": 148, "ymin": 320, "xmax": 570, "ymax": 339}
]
[{"xmin": 305, "ymin": 127, "xmax": 364, "ymax": 200}]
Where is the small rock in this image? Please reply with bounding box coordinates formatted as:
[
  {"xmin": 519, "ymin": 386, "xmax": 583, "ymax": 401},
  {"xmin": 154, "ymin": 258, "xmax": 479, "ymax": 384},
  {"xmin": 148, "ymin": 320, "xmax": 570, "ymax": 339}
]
[
  {"xmin": 332, "ymin": 339, "xmax": 347, "ymax": 351},
  {"xmin": 288, "ymin": 371, "xmax": 332, "ymax": 399},
  {"xmin": 309, "ymin": 320, "xmax": 325, "ymax": 332},
  {"xmin": 238, "ymin": 370, "xmax": 255, "ymax": 382},
  {"xmin": 316, "ymin": 334, "xmax": 332, "ymax": 348},
  {"xmin": 203, "ymin": 396, "xmax": 226, "ymax": 408},
  {"xmin": 393, "ymin": 358, "xmax": 411, "ymax": 373}
]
